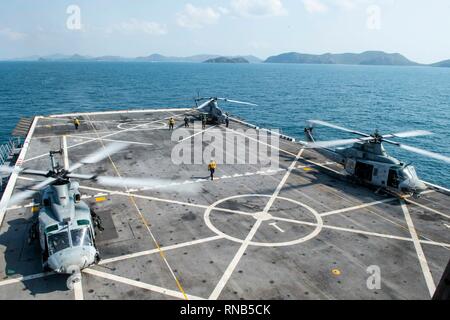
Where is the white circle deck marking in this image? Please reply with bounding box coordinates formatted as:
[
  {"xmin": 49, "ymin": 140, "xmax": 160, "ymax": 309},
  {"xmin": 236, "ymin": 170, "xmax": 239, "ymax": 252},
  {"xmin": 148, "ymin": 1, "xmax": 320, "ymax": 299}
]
[
  {"xmin": 117, "ymin": 121, "xmax": 167, "ymax": 131},
  {"xmin": 204, "ymin": 194, "xmax": 323, "ymax": 247}
]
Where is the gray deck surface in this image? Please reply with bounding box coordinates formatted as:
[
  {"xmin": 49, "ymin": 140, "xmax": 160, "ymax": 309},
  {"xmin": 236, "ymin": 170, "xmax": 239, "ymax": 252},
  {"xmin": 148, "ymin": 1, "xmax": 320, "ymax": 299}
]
[{"xmin": 0, "ymin": 109, "xmax": 449, "ymax": 300}]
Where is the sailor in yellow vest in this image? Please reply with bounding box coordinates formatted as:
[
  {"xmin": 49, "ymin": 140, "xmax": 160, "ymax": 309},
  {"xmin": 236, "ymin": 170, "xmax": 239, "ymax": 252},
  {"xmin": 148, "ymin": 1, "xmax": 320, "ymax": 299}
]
[
  {"xmin": 73, "ymin": 118, "xmax": 81, "ymax": 130},
  {"xmin": 168, "ymin": 117, "xmax": 175, "ymax": 130},
  {"xmin": 208, "ymin": 159, "xmax": 217, "ymax": 181}
]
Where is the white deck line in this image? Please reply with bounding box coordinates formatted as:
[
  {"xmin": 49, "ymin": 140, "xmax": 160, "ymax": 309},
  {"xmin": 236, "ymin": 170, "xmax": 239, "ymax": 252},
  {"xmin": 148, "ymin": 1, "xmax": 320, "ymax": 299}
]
[
  {"xmin": 0, "ymin": 272, "xmax": 54, "ymax": 287},
  {"xmin": 62, "ymin": 135, "xmax": 69, "ymax": 170},
  {"xmin": 271, "ymin": 215, "xmax": 450, "ymax": 248},
  {"xmin": 0, "ymin": 116, "xmax": 40, "ymax": 227},
  {"xmin": 49, "ymin": 108, "xmax": 192, "ymax": 118},
  {"xmin": 99, "ymin": 235, "xmax": 223, "ymax": 265},
  {"xmin": 320, "ymin": 198, "xmax": 398, "ymax": 216},
  {"xmin": 406, "ymin": 198, "xmax": 450, "ymax": 220},
  {"xmin": 73, "ymin": 278, "xmax": 84, "ymax": 300},
  {"xmin": 177, "ymin": 125, "xmax": 218, "ymax": 143},
  {"xmin": 82, "ymin": 268, "xmax": 203, "ymax": 300},
  {"xmin": 400, "ymin": 200, "xmax": 436, "ymax": 297},
  {"xmin": 209, "ymin": 148, "xmax": 305, "ymax": 300}
]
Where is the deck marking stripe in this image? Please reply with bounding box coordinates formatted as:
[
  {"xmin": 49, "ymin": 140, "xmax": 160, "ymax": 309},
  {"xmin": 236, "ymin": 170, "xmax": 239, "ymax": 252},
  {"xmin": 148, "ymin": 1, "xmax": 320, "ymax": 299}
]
[
  {"xmin": 405, "ymin": 198, "xmax": 450, "ymax": 220},
  {"xmin": 73, "ymin": 277, "xmax": 84, "ymax": 300},
  {"xmin": 82, "ymin": 268, "xmax": 203, "ymax": 300},
  {"xmin": 85, "ymin": 115, "xmax": 188, "ymax": 301},
  {"xmin": 320, "ymin": 198, "xmax": 398, "ymax": 216},
  {"xmin": 209, "ymin": 219, "xmax": 263, "ymax": 300},
  {"xmin": 78, "ymin": 184, "xmax": 255, "ymax": 217},
  {"xmin": 177, "ymin": 125, "xmax": 218, "ymax": 143},
  {"xmin": 400, "ymin": 200, "xmax": 436, "ymax": 297},
  {"xmin": 271, "ymin": 215, "xmax": 450, "ymax": 248},
  {"xmin": 0, "ymin": 272, "xmax": 54, "ymax": 287},
  {"xmin": 209, "ymin": 148, "xmax": 304, "ymax": 300},
  {"xmin": 67, "ymin": 135, "xmax": 155, "ymax": 147},
  {"xmin": 99, "ymin": 235, "xmax": 223, "ymax": 265},
  {"xmin": 62, "ymin": 135, "xmax": 69, "ymax": 170}
]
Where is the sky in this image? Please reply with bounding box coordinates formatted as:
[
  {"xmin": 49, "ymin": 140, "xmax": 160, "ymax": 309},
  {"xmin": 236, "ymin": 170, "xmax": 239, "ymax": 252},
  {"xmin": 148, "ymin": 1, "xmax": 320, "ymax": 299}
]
[{"xmin": 0, "ymin": 0, "xmax": 449, "ymax": 63}]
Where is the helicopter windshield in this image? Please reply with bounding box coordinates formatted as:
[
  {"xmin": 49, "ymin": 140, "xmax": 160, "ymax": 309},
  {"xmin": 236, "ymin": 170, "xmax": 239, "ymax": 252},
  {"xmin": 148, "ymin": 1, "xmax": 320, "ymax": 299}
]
[
  {"xmin": 71, "ymin": 227, "xmax": 93, "ymax": 247},
  {"xmin": 48, "ymin": 231, "xmax": 70, "ymax": 256}
]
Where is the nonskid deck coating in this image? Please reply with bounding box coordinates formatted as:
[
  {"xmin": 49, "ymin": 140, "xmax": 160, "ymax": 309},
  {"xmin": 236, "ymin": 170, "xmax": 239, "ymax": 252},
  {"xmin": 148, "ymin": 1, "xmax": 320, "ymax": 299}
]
[{"xmin": 0, "ymin": 108, "xmax": 449, "ymax": 300}]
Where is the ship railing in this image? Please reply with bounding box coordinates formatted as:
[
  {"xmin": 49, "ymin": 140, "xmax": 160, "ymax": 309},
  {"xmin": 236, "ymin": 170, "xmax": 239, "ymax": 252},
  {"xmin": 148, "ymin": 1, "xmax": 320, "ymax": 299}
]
[{"xmin": 0, "ymin": 137, "xmax": 23, "ymax": 193}]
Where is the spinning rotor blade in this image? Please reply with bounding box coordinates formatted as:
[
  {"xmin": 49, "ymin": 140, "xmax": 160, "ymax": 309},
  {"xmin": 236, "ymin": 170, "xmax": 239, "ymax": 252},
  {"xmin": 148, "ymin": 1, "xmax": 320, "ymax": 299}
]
[
  {"xmin": 0, "ymin": 166, "xmax": 49, "ymax": 177},
  {"xmin": 8, "ymin": 177, "xmax": 56, "ymax": 206},
  {"xmin": 0, "ymin": 165, "xmax": 22, "ymax": 174},
  {"xmin": 21, "ymin": 169, "xmax": 52, "ymax": 177},
  {"xmin": 383, "ymin": 139, "xmax": 450, "ymax": 164},
  {"xmin": 217, "ymin": 98, "xmax": 258, "ymax": 106},
  {"xmin": 306, "ymin": 137, "xmax": 372, "ymax": 149},
  {"xmin": 308, "ymin": 120, "xmax": 370, "ymax": 137},
  {"xmin": 95, "ymin": 176, "xmax": 201, "ymax": 194},
  {"xmin": 68, "ymin": 142, "xmax": 129, "ymax": 172},
  {"xmin": 382, "ymin": 130, "xmax": 433, "ymax": 139}
]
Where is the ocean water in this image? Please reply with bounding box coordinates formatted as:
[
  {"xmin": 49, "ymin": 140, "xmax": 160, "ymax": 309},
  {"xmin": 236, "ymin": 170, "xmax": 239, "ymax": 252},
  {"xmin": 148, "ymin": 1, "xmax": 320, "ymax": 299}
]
[{"xmin": 0, "ymin": 62, "xmax": 449, "ymax": 187}]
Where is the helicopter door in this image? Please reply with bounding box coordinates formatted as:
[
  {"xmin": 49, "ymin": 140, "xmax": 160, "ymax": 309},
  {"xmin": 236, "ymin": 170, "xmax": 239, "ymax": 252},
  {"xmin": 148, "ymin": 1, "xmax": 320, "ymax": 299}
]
[
  {"xmin": 387, "ymin": 169, "xmax": 400, "ymax": 188},
  {"xmin": 354, "ymin": 162, "xmax": 374, "ymax": 182}
]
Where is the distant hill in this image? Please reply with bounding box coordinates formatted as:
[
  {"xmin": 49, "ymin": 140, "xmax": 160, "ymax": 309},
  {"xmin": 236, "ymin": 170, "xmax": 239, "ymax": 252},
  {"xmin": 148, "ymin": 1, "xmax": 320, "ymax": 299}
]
[
  {"xmin": 431, "ymin": 59, "xmax": 450, "ymax": 68},
  {"xmin": 136, "ymin": 54, "xmax": 261, "ymax": 63},
  {"xmin": 9, "ymin": 53, "xmax": 262, "ymax": 63},
  {"xmin": 7, "ymin": 52, "xmax": 450, "ymax": 67},
  {"xmin": 204, "ymin": 56, "xmax": 250, "ymax": 64},
  {"xmin": 265, "ymin": 51, "xmax": 419, "ymax": 66}
]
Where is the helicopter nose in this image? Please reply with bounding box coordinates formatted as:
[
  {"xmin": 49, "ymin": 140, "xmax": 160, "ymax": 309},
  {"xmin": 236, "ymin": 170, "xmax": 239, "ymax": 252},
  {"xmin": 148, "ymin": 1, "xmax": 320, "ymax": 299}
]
[{"xmin": 48, "ymin": 247, "xmax": 96, "ymax": 273}]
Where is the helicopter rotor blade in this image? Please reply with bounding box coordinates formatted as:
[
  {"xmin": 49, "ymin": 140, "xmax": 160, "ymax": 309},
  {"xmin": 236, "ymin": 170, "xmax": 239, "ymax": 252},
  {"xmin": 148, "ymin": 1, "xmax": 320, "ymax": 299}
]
[
  {"xmin": 306, "ymin": 137, "xmax": 373, "ymax": 149},
  {"xmin": 308, "ymin": 120, "xmax": 370, "ymax": 137},
  {"xmin": 95, "ymin": 176, "xmax": 201, "ymax": 194},
  {"xmin": 0, "ymin": 165, "xmax": 22, "ymax": 175},
  {"xmin": 217, "ymin": 98, "xmax": 258, "ymax": 106},
  {"xmin": 0, "ymin": 166, "xmax": 49, "ymax": 177},
  {"xmin": 196, "ymin": 98, "xmax": 215, "ymax": 110},
  {"xmin": 382, "ymin": 130, "xmax": 433, "ymax": 139},
  {"xmin": 383, "ymin": 139, "xmax": 450, "ymax": 164},
  {"xmin": 68, "ymin": 142, "xmax": 129, "ymax": 172},
  {"xmin": 21, "ymin": 169, "xmax": 52, "ymax": 177},
  {"xmin": 8, "ymin": 177, "xmax": 56, "ymax": 206}
]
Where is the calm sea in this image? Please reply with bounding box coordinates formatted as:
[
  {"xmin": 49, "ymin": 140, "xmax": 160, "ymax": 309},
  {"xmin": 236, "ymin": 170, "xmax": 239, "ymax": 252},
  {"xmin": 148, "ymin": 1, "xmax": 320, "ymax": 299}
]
[{"xmin": 0, "ymin": 62, "xmax": 449, "ymax": 187}]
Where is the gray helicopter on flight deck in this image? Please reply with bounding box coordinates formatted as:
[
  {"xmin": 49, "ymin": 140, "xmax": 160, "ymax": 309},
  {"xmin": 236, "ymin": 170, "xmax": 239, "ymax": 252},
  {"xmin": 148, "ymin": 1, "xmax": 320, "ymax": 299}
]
[
  {"xmin": 194, "ymin": 97, "xmax": 258, "ymax": 125},
  {"xmin": 0, "ymin": 142, "xmax": 198, "ymax": 289},
  {"xmin": 304, "ymin": 120, "xmax": 450, "ymax": 197}
]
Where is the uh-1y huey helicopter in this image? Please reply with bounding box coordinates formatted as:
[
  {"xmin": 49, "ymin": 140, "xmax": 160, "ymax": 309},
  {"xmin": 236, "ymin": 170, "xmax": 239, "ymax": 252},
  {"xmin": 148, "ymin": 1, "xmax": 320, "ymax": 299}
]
[
  {"xmin": 304, "ymin": 120, "xmax": 450, "ymax": 197},
  {"xmin": 0, "ymin": 142, "xmax": 197, "ymax": 289},
  {"xmin": 193, "ymin": 97, "xmax": 258, "ymax": 125}
]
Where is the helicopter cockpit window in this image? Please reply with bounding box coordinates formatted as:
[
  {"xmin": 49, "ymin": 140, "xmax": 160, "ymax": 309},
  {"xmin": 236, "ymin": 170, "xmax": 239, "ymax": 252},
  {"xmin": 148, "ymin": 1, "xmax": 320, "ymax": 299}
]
[
  {"xmin": 71, "ymin": 228, "xmax": 93, "ymax": 247},
  {"xmin": 47, "ymin": 232, "xmax": 70, "ymax": 256}
]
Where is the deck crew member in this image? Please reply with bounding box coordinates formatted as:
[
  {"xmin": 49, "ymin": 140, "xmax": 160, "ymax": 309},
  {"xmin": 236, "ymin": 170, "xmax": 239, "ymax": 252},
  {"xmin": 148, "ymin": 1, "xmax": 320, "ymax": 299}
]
[
  {"xmin": 169, "ymin": 117, "xmax": 175, "ymax": 130},
  {"xmin": 184, "ymin": 116, "xmax": 190, "ymax": 128},
  {"xmin": 208, "ymin": 159, "xmax": 217, "ymax": 181},
  {"xmin": 225, "ymin": 114, "xmax": 230, "ymax": 128},
  {"xmin": 73, "ymin": 118, "xmax": 81, "ymax": 130},
  {"xmin": 202, "ymin": 115, "xmax": 206, "ymax": 130}
]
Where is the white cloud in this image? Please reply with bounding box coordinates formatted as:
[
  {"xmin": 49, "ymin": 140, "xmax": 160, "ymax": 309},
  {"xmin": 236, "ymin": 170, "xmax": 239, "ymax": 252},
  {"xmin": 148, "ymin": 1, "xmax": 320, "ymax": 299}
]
[
  {"xmin": 231, "ymin": 0, "xmax": 287, "ymax": 17},
  {"xmin": 0, "ymin": 28, "xmax": 27, "ymax": 40},
  {"xmin": 110, "ymin": 19, "xmax": 167, "ymax": 36},
  {"xmin": 177, "ymin": 4, "xmax": 221, "ymax": 29},
  {"xmin": 302, "ymin": 0, "xmax": 329, "ymax": 13}
]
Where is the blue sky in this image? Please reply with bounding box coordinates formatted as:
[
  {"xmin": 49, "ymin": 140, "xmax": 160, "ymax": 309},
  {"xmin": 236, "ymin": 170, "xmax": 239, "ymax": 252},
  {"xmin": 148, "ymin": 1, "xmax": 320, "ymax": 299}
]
[{"xmin": 0, "ymin": 0, "xmax": 449, "ymax": 63}]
